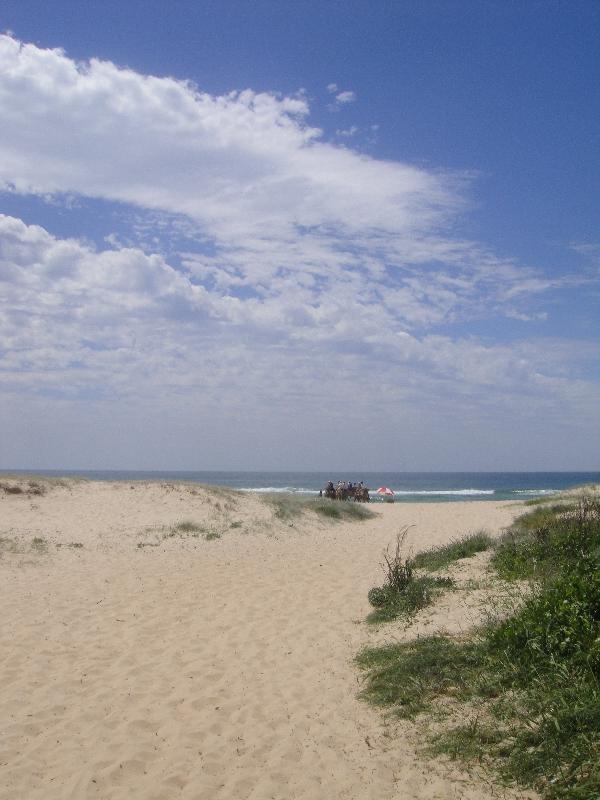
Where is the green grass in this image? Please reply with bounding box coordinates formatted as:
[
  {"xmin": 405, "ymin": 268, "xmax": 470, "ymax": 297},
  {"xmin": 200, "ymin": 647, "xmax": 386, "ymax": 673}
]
[
  {"xmin": 357, "ymin": 636, "xmax": 488, "ymax": 717},
  {"xmin": 0, "ymin": 474, "xmax": 83, "ymax": 493},
  {"xmin": 312, "ymin": 498, "xmax": 375, "ymax": 521},
  {"xmin": 366, "ymin": 575, "xmax": 454, "ymax": 623},
  {"xmin": 263, "ymin": 493, "xmax": 375, "ymax": 523},
  {"xmin": 172, "ymin": 520, "xmax": 204, "ymax": 534},
  {"xmin": 262, "ymin": 493, "xmax": 307, "ymax": 521},
  {"xmin": 357, "ymin": 497, "xmax": 600, "ymax": 799},
  {"xmin": 0, "ymin": 536, "xmax": 19, "ymax": 554},
  {"xmin": 412, "ymin": 531, "xmax": 493, "ymax": 572},
  {"xmin": 366, "ymin": 528, "xmax": 455, "ymax": 623},
  {"xmin": 161, "ymin": 520, "xmax": 224, "ymax": 541},
  {"xmin": 491, "ymin": 496, "xmax": 600, "ymax": 581},
  {"xmin": 31, "ymin": 536, "xmax": 48, "ymax": 553}
]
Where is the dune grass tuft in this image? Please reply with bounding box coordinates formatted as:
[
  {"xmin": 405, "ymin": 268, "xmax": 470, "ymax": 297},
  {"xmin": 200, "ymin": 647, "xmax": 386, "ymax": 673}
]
[
  {"xmin": 366, "ymin": 528, "xmax": 454, "ymax": 623},
  {"xmin": 31, "ymin": 536, "xmax": 48, "ymax": 553},
  {"xmin": 0, "ymin": 536, "xmax": 19, "ymax": 554},
  {"xmin": 412, "ymin": 530, "xmax": 493, "ymax": 571},
  {"xmin": 263, "ymin": 493, "xmax": 375, "ymax": 523},
  {"xmin": 172, "ymin": 520, "xmax": 204, "ymax": 534},
  {"xmin": 312, "ymin": 498, "xmax": 375, "ymax": 521}
]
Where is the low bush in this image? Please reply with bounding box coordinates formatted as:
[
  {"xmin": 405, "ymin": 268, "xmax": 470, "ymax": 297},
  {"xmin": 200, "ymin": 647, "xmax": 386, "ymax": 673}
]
[
  {"xmin": 31, "ymin": 536, "xmax": 48, "ymax": 552},
  {"xmin": 367, "ymin": 575, "xmax": 454, "ymax": 624},
  {"xmin": 366, "ymin": 528, "xmax": 454, "ymax": 623}
]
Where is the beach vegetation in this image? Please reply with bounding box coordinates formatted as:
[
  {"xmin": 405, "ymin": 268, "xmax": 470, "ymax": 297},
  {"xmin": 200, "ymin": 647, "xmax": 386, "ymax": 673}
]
[
  {"xmin": 1, "ymin": 478, "xmax": 47, "ymax": 495},
  {"xmin": 0, "ymin": 536, "xmax": 19, "ymax": 554},
  {"xmin": 367, "ymin": 575, "xmax": 454, "ymax": 624},
  {"xmin": 357, "ymin": 497, "xmax": 600, "ymax": 799},
  {"xmin": 366, "ymin": 528, "xmax": 454, "ymax": 623},
  {"xmin": 263, "ymin": 492, "xmax": 307, "ymax": 520},
  {"xmin": 412, "ymin": 530, "xmax": 493, "ymax": 572},
  {"xmin": 312, "ymin": 498, "xmax": 375, "ymax": 521},
  {"xmin": 159, "ymin": 520, "xmax": 224, "ymax": 542},
  {"xmin": 173, "ymin": 520, "xmax": 204, "ymax": 534},
  {"xmin": 357, "ymin": 636, "xmax": 488, "ymax": 717},
  {"xmin": 2, "ymin": 483, "xmax": 24, "ymax": 494},
  {"xmin": 263, "ymin": 493, "xmax": 375, "ymax": 523},
  {"xmin": 31, "ymin": 536, "xmax": 48, "ymax": 552},
  {"xmin": 491, "ymin": 495, "xmax": 599, "ymax": 581},
  {"xmin": 0, "ymin": 474, "xmax": 82, "ymax": 494}
]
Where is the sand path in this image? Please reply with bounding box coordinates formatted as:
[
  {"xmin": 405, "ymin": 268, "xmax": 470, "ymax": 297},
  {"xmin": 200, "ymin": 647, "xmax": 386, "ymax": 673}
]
[{"xmin": 1, "ymin": 482, "xmax": 533, "ymax": 799}]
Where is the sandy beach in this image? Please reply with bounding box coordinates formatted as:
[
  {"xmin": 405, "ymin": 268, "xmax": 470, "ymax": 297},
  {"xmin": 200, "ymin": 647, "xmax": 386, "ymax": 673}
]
[{"xmin": 0, "ymin": 478, "xmax": 536, "ymax": 800}]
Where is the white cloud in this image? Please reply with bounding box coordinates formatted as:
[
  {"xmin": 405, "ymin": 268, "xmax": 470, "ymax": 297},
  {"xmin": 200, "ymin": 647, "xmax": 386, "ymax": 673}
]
[
  {"xmin": 0, "ymin": 35, "xmax": 598, "ymax": 468},
  {"xmin": 1, "ymin": 214, "xmax": 595, "ymax": 411},
  {"xmin": 335, "ymin": 90, "xmax": 356, "ymax": 104},
  {"xmin": 505, "ymin": 309, "xmax": 548, "ymax": 322},
  {"xmin": 336, "ymin": 126, "xmax": 359, "ymax": 138}
]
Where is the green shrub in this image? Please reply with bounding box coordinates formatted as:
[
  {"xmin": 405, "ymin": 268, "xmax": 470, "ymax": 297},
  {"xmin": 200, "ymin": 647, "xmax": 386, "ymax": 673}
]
[
  {"xmin": 173, "ymin": 520, "xmax": 203, "ymax": 533},
  {"xmin": 490, "ymin": 561, "xmax": 600, "ymax": 676},
  {"xmin": 368, "ymin": 585, "xmax": 396, "ymax": 608},
  {"xmin": 31, "ymin": 536, "xmax": 48, "ymax": 552},
  {"xmin": 367, "ymin": 576, "xmax": 454, "ymax": 624},
  {"xmin": 366, "ymin": 528, "xmax": 454, "ymax": 623}
]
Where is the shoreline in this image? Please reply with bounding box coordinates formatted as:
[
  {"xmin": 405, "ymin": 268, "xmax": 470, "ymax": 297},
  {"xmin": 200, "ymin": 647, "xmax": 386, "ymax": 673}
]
[{"xmin": 2, "ymin": 469, "xmax": 597, "ymax": 505}]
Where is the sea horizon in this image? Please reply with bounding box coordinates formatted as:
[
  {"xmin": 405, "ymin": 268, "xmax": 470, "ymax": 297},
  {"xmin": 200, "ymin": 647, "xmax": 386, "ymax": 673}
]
[{"xmin": 4, "ymin": 469, "xmax": 599, "ymax": 503}]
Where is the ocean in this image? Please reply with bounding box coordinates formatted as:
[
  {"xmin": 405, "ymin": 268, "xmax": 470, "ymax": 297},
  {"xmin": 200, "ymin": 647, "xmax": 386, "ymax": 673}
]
[{"xmin": 8, "ymin": 470, "xmax": 600, "ymax": 503}]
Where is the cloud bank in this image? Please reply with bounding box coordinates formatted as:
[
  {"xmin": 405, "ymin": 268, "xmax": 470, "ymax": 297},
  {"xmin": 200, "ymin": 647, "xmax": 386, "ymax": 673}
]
[{"xmin": 0, "ymin": 35, "xmax": 598, "ymax": 469}]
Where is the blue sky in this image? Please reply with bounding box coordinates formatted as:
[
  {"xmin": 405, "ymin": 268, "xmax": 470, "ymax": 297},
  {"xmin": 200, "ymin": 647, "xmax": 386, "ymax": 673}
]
[{"xmin": 0, "ymin": 1, "xmax": 598, "ymax": 470}]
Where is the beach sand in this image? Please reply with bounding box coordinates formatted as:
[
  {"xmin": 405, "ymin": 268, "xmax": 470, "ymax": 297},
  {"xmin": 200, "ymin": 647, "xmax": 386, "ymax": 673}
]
[{"xmin": 0, "ymin": 478, "xmax": 537, "ymax": 800}]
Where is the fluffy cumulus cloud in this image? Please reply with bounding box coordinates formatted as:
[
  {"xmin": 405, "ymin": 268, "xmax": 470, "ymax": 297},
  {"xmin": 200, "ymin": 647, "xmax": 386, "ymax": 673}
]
[{"xmin": 0, "ymin": 35, "xmax": 598, "ymax": 468}]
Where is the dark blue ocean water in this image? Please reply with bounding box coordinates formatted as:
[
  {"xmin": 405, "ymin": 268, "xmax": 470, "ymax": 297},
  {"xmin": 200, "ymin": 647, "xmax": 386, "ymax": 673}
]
[{"xmin": 9, "ymin": 470, "xmax": 600, "ymax": 502}]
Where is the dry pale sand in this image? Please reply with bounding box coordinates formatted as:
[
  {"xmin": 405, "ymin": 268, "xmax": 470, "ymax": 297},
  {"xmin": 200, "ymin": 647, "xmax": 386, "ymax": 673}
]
[{"xmin": 0, "ymin": 478, "xmax": 538, "ymax": 800}]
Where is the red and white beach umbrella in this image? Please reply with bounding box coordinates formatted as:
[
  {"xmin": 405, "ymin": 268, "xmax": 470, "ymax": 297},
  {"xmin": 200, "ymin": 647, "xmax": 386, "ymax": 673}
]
[{"xmin": 376, "ymin": 486, "xmax": 395, "ymax": 496}]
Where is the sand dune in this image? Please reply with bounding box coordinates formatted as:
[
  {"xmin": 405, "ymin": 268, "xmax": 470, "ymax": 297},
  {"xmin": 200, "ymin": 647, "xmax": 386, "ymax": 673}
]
[{"xmin": 0, "ymin": 479, "xmax": 536, "ymax": 799}]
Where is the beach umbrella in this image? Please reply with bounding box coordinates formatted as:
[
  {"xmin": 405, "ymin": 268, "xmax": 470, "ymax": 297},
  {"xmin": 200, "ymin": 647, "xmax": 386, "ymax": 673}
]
[{"xmin": 376, "ymin": 486, "xmax": 395, "ymax": 503}]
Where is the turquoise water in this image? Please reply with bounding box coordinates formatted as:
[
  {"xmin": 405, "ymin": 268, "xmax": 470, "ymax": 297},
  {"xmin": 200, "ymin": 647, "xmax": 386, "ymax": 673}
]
[{"xmin": 9, "ymin": 470, "xmax": 600, "ymax": 502}]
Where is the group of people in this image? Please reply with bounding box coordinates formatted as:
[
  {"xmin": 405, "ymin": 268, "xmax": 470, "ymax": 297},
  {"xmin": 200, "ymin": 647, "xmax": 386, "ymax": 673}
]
[{"xmin": 320, "ymin": 480, "xmax": 370, "ymax": 502}]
